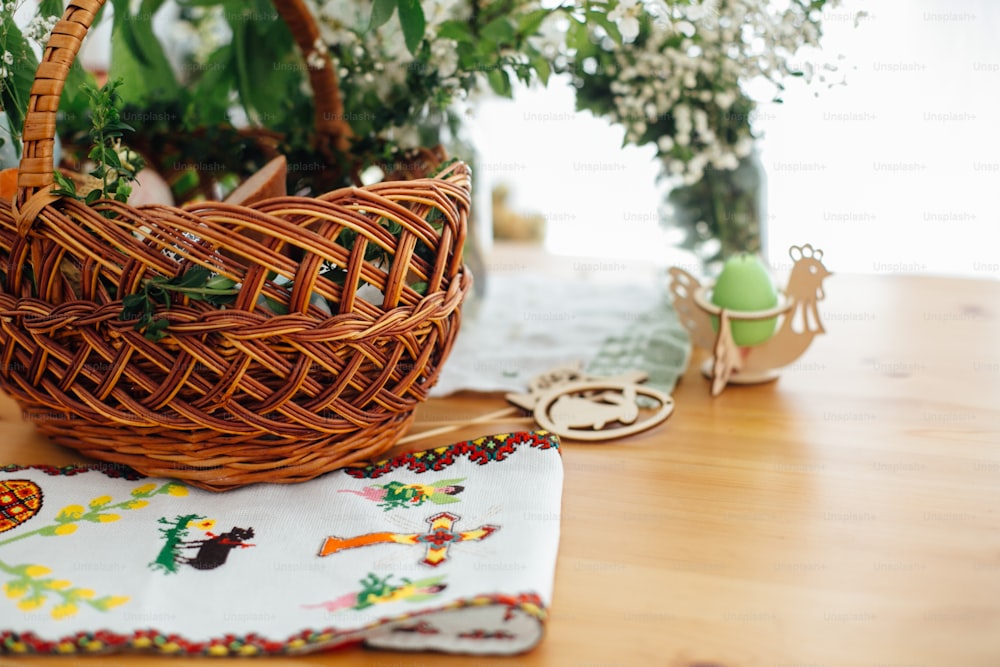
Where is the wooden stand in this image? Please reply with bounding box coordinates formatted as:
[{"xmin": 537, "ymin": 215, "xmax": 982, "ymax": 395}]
[{"xmin": 669, "ymin": 244, "xmax": 832, "ymax": 396}]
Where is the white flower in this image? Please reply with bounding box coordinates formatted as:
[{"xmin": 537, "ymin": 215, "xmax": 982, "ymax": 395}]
[
  {"xmin": 386, "ymin": 124, "xmax": 420, "ymax": 150},
  {"xmin": 657, "ymin": 135, "xmax": 674, "ymax": 152},
  {"xmin": 306, "ymin": 38, "xmax": 327, "ymax": 69},
  {"xmin": 717, "ymin": 153, "xmax": 739, "ymax": 170},
  {"xmin": 430, "ymin": 38, "xmax": 459, "ymax": 78},
  {"xmin": 683, "ymin": 0, "xmax": 717, "ymax": 22},
  {"xmin": 609, "ymin": 0, "xmax": 643, "ymax": 43},
  {"xmin": 674, "ymin": 20, "xmax": 695, "ymax": 38},
  {"xmin": 314, "ymin": 0, "xmax": 362, "ymax": 46},
  {"xmin": 2, "ymin": 51, "xmax": 12, "ymax": 65},
  {"xmin": 307, "ymin": 50, "xmax": 326, "ymax": 69},
  {"xmin": 715, "ymin": 91, "xmax": 736, "ymax": 109},
  {"xmin": 25, "ymin": 15, "xmax": 59, "ymax": 45}
]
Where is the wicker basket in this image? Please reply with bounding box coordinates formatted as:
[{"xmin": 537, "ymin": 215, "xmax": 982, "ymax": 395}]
[{"xmin": 0, "ymin": 0, "xmax": 471, "ymax": 491}]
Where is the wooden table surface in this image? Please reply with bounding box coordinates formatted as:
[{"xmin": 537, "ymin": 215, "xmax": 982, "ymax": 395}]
[{"xmin": 3, "ymin": 270, "xmax": 999, "ymax": 666}]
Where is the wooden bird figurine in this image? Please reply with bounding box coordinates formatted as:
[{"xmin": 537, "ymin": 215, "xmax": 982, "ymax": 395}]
[{"xmin": 669, "ymin": 244, "xmax": 832, "ymax": 395}]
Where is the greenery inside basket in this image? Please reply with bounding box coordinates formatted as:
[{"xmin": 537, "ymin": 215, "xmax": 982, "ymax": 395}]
[{"xmin": 0, "ymin": 0, "xmax": 472, "ymax": 491}]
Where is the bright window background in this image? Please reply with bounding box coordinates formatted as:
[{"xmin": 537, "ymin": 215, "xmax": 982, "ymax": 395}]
[{"xmin": 470, "ymin": 0, "xmax": 1000, "ymax": 280}]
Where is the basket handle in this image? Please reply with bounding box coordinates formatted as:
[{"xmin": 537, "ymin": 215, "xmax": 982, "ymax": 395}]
[{"xmin": 14, "ymin": 0, "xmax": 351, "ymax": 214}]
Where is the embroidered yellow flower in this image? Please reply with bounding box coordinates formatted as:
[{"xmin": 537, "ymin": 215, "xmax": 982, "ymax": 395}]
[
  {"xmin": 46, "ymin": 580, "xmax": 72, "ymax": 590},
  {"xmin": 103, "ymin": 595, "xmax": 129, "ymax": 609},
  {"xmin": 88, "ymin": 495, "xmax": 112, "ymax": 509},
  {"xmin": 17, "ymin": 597, "xmax": 44, "ymax": 612},
  {"xmin": 54, "ymin": 524, "xmax": 77, "ymax": 536},
  {"xmin": 56, "ymin": 505, "xmax": 85, "ymax": 521},
  {"xmin": 4, "ymin": 582, "xmax": 26, "ymax": 598},
  {"xmin": 24, "ymin": 565, "xmax": 51, "ymax": 578},
  {"xmin": 188, "ymin": 519, "xmax": 215, "ymax": 531},
  {"xmin": 75, "ymin": 588, "xmax": 95, "ymax": 599},
  {"xmin": 131, "ymin": 483, "xmax": 157, "ymax": 496},
  {"xmin": 96, "ymin": 513, "xmax": 120, "ymax": 523},
  {"xmin": 125, "ymin": 499, "xmax": 149, "ymax": 510},
  {"xmin": 51, "ymin": 602, "xmax": 79, "ymax": 620},
  {"xmin": 165, "ymin": 484, "xmax": 188, "ymax": 497}
]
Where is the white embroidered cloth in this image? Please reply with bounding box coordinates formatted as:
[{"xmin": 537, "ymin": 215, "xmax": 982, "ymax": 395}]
[{"xmin": 0, "ymin": 432, "xmax": 562, "ymax": 657}]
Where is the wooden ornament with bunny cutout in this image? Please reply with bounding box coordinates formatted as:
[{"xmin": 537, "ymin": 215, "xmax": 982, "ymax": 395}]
[
  {"xmin": 669, "ymin": 243, "xmax": 832, "ymax": 396},
  {"xmin": 399, "ymin": 362, "xmax": 675, "ymax": 445}
]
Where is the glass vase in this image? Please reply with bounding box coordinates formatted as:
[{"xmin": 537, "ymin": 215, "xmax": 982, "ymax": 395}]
[{"xmin": 665, "ymin": 148, "xmax": 767, "ymax": 273}]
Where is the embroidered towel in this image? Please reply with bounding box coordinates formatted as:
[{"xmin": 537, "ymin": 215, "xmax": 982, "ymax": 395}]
[{"xmin": 0, "ymin": 432, "xmax": 562, "ymax": 657}]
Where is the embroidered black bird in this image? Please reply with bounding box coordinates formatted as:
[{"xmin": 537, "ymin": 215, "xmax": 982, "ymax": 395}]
[{"xmin": 178, "ymin": 526, "xmax": 256, "ymax": 570}]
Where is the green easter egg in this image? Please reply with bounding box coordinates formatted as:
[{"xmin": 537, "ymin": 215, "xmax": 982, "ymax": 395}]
[{"xmin": 710, "ymin": 253, "xmax": 779, "ymax": 346}]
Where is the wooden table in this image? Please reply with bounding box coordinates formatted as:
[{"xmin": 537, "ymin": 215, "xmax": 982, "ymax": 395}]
[{"xmin": 3, "ymin": 271, "xmax": 999, "ymax": 666}]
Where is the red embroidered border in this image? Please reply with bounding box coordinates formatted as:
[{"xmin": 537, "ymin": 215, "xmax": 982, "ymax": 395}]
[
  {"xmin": 0, "ymin": 593, "xmax": 546, "ymax": 656},
  {"xmin": 345, "ymin": 431, "xmax": 561, "ymax": 479},
  {"xmin": 2, "ymin": 431, "xmax": 561, "ymax": 483},
  {"xmin": 1, "ymin": 463, "xmax": 144, "ymax": 481}
]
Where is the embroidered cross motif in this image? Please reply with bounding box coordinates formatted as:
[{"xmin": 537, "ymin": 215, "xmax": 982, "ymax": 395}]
[{"xmin": 318, "ymin": 512, "xmax": 498, "ymax": 567}]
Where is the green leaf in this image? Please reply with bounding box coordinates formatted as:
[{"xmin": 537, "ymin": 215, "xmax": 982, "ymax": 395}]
[
  {"xmin": 518, "ymin": 9, "xmax": 551, "ymax": 37},
  {"xmin": 104, "ymin": 120, "xmax": 135, "ymax": 133},
  {"xmin": 102, "ymin": 150, "xmax": 123, "ymax": 169},
  {"xmin": 205, "ymin": 293, "xmax": 237, "ymax": 307},
  {"xmin": 585, "ymin": 9, "xmax": 622, "ymax": 44},
  {"xmin": 436, "ymin": 20, "xmax": 474, "ymax": 43},
  {"xmin": 89, "ymin": 595, "xmax": 113, "ymax": 611},
  {"xmin": 565, "ymin": 19, "xmax": 590, "ymax": 52},
  {"xmin": 61, "ymin": 61, "xmax": 98, "ymax": 122},
  {"xmin": 0, "ymin": 21, "xmax": 39, "ymax": 153},
  {"xmin": 188, "ymin": 45, "xmax": 238, "ymax": 122},
  {"xmin": 247, "ymin": 0, "xmax": 279, "ymax": 35},
  {"xmin": 171, "ymin": 168, "xmax": 200, "ymax": 200},
  {"xmin": 38, "ymin": 0, "xmax": 64, "ymax": 16},
  {"xmin": 176, "ymin": 265, "xmax": 211, "ymax": 288},
  {"xmin": 84, "ymin": 189, "xmax": 102, "ymax": 205},
  {"xmin": 369, "ymin": 0, "xmax": 397, "ymax": 30},
  {"xmin": 262, "ymin": 295, "xmax": 289, "ymax": 315},
  {"xmin": 432, "ymin": 477, "xmax": 465, "ymax": 486},
  {"xmin": 228, "ymin": 9, "xmax": 296, "ymax": 123},
  {"xmin": 410, "ymin": 281, "xmax": 428, "ymax": 295},
  {"xmin": 486, "ymin": 68, "xmax": 512, "ymax": 97},
  {"xmin": 52, "ymin": 171, "xmax": 78, "ymax": 197},
  {"xmin": 108, "ymin": 0, "xmax": 180, "ymax": 105},
  {"xmin": 397, "ymin": 0, "xmax": 426, "ymax": 55},
  {"xmin": 481, "ymin": 17, "xmax": 516, "ymax": 43},
  {"xmin": 144, "ymin": 318, "xmax": 170, "ymax": 341},
  {"xmin": 121, "ymin": 294, "xmax": 147, "ymax": 310},
  {"xmin": 205, "ymin": 274, "xmax": 237, "ymax": 290},
  {"xmin": 530, "ymin": 55, "xmax": 551, "ymax": 85}
]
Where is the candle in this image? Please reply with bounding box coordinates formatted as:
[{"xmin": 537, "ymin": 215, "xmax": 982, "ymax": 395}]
[{"xmin": 710, "ymin": 253, "xmax": 779, "ymax": 346}]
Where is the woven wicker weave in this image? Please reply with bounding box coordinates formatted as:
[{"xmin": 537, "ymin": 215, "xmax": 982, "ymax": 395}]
[{"xmin": 0, "ymin": 0, "xmax": 471, "ymax": 491}]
